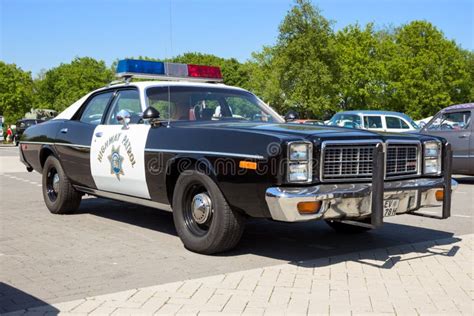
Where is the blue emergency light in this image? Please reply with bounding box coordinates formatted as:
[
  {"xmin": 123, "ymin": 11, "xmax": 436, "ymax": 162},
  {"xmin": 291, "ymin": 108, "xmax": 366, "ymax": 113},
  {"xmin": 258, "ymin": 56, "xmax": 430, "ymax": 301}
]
[{"xmin": 116, "ymin": 59, "xmax": 223, "ymax": 82}]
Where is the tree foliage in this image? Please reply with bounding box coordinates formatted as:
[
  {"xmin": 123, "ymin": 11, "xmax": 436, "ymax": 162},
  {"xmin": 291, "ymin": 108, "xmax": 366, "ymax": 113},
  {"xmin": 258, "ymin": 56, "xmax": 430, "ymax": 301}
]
[
  {"xmin": 0, "ymin": 62, "xmax": 35, "ymax": 123},
  {"xmin": 1, "ymin": 0, "xmax": 472, "ymax": 122},
  {"xmin": 36, "ymin": 57, "xmax": 113, "ymax": 112}
]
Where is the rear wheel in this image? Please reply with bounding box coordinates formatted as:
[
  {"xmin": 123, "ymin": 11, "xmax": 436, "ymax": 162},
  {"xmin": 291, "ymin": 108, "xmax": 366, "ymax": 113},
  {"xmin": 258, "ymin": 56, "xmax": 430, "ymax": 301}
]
[
  {"xmin": 42, "ymin": 155, "xmax": 82, "ymax": 214},
  {"xmin": 325, "ymin": 219, "xmax": 372, "ymax": 233},
  {"xmin": 172, "ymin": 170, "xmax": 245, "ymax": 254}
]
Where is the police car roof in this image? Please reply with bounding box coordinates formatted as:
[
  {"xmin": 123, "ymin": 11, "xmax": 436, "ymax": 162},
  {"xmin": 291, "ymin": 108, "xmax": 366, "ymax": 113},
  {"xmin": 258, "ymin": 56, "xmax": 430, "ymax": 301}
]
[
  {"xmin": 100, "ymin": 80, "xmax": 248, "ymax": 92},
  {"xmin": 54, "ymin": 81, "xmax": 249, "ymax": 120}
]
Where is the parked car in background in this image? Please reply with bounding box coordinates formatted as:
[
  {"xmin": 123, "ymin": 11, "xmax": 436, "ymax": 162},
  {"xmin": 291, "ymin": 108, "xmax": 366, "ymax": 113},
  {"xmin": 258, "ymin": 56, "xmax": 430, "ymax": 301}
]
[
  {"xmin": 293, "ymin": 119, "xmax": 325, "ymax": 126},
  {"xmin": 420, "ymin": 103, "xmax": 473, "ymax": 175},
  {"xmin": 14, "ymin": 119, "xmax": 45, "ymax": 146},
  {"xmin": 327, "ymin": 110, "xmax": 419, "ymax": 133}
]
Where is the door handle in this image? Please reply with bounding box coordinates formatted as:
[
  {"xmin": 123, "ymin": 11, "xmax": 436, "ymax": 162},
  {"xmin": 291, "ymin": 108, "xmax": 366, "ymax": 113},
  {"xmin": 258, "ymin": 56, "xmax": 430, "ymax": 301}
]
[
  {"xmin": 458, "ymin": 134, "xmax": 469, "ymax": 139},
  {"xmin": 60, "ymin": 128, "xmax": 68, "ymax": 134},
  {"xmin": 95, "ymin": 132, "xmax": 103, "ymax": 138}
]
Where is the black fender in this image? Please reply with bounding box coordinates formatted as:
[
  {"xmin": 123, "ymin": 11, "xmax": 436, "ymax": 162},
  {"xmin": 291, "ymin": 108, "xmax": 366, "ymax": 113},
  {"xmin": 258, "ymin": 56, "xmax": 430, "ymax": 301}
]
[{"xmin": 165, "ymin": 154, "xmax": 219, "ymax": 205}]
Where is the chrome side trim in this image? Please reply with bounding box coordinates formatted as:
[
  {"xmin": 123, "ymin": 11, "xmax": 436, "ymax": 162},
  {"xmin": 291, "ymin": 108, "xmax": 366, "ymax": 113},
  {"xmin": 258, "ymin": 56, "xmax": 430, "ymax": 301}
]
[
  {"xmin": 20, "ymin": 141, "xmax": 55, "ymax": 146},
  {"xmin": 19, "ymin": 141, "xmax": 91, "ymax": 149},
  {"xmin": 145, "ymin": 148, "xmax": 265, "ymax": 160},
  {"xmin": 453, "ymin": 154, "xmax": 470, "ymax": 158},
  {"xmin": 56, "ymin": 143, "xmax": 91, "ymax": 149},
  {"xmin": 74, "ymin": 185, "xmax": 172, "ymax": 212}
]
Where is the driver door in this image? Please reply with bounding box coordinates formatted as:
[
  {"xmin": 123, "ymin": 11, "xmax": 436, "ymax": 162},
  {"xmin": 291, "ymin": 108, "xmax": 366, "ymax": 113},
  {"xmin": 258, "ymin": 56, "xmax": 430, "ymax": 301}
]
[{"xmin": 90, "ymin": 88, "xmax": 151, "ymax": 198}]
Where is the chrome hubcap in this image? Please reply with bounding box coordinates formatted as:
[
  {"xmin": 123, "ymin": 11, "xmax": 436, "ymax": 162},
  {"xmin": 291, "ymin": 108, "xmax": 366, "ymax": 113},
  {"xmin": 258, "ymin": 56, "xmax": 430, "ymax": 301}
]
[
  {"xmin": 191, "ymin": 192, "xmax": 212, "ymax": 225},
  {"xmin": 52, "ymin": 173, "xmax": 60, "ymax": 193}
]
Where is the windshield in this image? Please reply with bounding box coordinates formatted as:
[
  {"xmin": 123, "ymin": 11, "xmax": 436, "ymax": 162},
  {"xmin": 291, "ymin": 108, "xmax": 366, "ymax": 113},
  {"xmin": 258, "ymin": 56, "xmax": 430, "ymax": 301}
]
[
  {"xmin": 146, "ymin": 86, "xmax": 283, "ymax": 123},
  {"xmin": 328, "ymin": 113, "xmax": 362, "ymax": 128}
]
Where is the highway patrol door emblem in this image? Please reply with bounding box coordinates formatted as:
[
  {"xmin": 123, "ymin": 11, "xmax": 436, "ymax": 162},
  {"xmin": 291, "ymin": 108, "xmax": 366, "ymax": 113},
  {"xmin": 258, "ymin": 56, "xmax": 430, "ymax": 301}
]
[
  {"xmin": 90, "ymin": 125, "xmax": 151, "ymax": 199},
  {"xmin": 108, "ymin": 145, "xmax": 124, "ymax": 180}
]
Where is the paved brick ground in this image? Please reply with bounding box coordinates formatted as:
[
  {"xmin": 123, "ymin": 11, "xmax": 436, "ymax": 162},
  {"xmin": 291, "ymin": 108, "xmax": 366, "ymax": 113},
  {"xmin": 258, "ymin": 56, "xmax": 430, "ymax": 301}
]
[{"xmin": 5, "ymin": 234, "xmax": 472, "ymax": 315}]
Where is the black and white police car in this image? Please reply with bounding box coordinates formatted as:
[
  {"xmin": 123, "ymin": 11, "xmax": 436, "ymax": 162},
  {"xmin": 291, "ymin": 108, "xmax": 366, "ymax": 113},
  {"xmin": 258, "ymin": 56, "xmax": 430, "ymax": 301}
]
[{"xmin": 19, "ymin": 59, "xmax": 456, "ymax": 254}]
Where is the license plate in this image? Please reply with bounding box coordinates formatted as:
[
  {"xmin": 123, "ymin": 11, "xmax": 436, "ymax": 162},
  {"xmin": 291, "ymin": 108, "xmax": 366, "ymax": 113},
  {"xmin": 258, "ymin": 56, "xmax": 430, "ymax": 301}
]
[{"xmin": 383, "ymin": 199, "xmax": 399, "ymax": 217}]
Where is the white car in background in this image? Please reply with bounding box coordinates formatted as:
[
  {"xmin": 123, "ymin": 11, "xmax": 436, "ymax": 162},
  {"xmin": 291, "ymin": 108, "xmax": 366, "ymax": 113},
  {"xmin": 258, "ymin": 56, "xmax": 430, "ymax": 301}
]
[{"xmin": 327, "ymin": 110, "xmax": 419, "ymax": 133}]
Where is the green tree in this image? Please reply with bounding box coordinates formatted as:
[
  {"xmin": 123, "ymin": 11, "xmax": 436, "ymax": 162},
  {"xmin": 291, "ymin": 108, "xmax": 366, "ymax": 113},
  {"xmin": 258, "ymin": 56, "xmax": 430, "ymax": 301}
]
[
  {"xmin": 246, "ymin": 0, "xmax": 339, "ymax": 118},
  {"xmin": 0, "ymin": 62, "xmax": 35, "ymax": 123},
  {"xmin": 335, "ymin": 23, "xmax": 394, "ymax": 111},
  {"xmin": 386, "ymin": 21, "xmax": 471, "ymax": 119},
  {"xmin": 36, "ymin": 57, "xmax": 113, "ymax": 112}
]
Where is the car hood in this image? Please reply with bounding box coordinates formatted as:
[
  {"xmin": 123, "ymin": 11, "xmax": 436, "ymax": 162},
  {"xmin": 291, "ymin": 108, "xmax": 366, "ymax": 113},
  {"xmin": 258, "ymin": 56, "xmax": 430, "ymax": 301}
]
[{"xmin": 180, "ymin": 121, "xmax": 425, "ymax": 141}]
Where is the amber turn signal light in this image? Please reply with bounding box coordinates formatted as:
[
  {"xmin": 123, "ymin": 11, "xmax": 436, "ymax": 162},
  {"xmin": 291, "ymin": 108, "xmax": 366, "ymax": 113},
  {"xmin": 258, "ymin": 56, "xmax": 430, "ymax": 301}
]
[
  {"xmin": 435, "ymin": 190, "xmax": 444, "ymax": 201},
  {"xmin": 297, "ymin": 201, "xmax": 322, "ymax": 214},
  {"xmin": 239, "ymin": 161, "xmax": 257, "ymax": 170}
]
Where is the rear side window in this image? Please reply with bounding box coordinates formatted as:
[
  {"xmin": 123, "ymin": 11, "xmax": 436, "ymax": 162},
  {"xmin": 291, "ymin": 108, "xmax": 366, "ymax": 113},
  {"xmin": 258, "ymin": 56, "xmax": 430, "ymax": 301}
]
[
  {"xmin": 80, "ymin": 92, "xmax": 114, "ymax": 125},
  {"xmin": 364, "ymin": 116, "xmax": 383, "ymax": 128},
  {"xmin": 386, "ymin": 116, "xmax": 410, "ymax": 129}
]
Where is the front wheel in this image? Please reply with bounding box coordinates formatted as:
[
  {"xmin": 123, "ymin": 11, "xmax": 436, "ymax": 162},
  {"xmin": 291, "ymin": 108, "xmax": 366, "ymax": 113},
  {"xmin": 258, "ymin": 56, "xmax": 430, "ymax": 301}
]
[
  {"xmin": 42, "ymin": 155, "xmax": 82, "ymax": 214},
  {"xmin": 172, "ymin": 170, "xmax": 245, "ymax": 254}
]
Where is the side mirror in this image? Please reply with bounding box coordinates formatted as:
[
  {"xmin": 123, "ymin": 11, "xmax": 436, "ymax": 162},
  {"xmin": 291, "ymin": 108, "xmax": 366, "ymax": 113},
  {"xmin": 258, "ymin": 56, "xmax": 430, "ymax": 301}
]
[
  {"xmin": 284, "ymin": 110, "xmax": 299, "ymax": 122},
  {"xmin": 142, "ymin": 106, "xmax": 162, "ymax": 127},
  {"xmin": 142, "ymin": 106, "xmax": 160, "ymax": 120},
  {"xmin": 116, "ymin": 109, "xmax": 131, "ymax": 129}
]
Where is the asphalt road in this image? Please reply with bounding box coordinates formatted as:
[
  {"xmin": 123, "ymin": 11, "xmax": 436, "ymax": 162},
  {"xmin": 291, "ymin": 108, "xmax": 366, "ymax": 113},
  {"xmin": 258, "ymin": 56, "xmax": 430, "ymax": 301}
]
[{"xmin": 1, "ymin": 145, "xmax": 473, "ymax": 312}]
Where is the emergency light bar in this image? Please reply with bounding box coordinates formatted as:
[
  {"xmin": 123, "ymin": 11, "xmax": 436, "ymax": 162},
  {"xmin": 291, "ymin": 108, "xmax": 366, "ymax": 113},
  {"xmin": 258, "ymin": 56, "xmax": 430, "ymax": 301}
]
[{"xmin": 116, "ymin": 59, "xmax": 223, "ymax": 83}]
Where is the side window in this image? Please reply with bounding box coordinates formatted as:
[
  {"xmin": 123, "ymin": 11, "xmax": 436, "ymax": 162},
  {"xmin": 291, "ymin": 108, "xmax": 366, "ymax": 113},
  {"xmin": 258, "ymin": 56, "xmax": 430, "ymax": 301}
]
[
  {"xmin": 364, "ymin": 116, "xmax": 383, "ymax": 128},
  {"xmin": 427, "ymin": 111, "xmax": 471, "ymax": 131},
  {"xmin": 400, "ymin": 119, "xmax": 410, "ymax": 129},
  {"xmin": 386, "ymin": 116, "xmax": 409, "ymax": 129},
  {"xmin": 80, "ymin": 92, "xmax": 114, "ymax": 125},
  {"xmin": 105, "ymin": 90, "xmax": 142, "ymax": 125}
]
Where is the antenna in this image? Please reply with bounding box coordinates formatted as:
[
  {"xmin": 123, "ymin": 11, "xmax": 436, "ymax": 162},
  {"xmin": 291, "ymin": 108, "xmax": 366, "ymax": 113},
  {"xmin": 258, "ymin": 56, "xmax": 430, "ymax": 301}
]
[{"xmin": 167, "ymin": 0, "xmax": 173, "ymax": 128}]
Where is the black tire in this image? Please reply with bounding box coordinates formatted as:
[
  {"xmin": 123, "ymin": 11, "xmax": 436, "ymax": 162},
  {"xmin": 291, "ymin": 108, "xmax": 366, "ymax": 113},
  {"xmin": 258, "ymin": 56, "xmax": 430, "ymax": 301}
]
[
  {"xmin": 42, "ymin": 155, "xmax": 82, "ymax": 214},
  {"xmin": 325, "ymin": 219, "xmax": 372, "ymax": 233},
  {"xmin": 172, "ymin": 170, "xmax": 245, "ymax": 254}
]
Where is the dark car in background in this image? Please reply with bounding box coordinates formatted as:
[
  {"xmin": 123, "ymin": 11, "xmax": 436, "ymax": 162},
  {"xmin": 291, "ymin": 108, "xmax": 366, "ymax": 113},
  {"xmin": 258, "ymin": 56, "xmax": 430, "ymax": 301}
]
[
  {"xmin": 420, "ymin": 103, "xmax": 473, "ymax": 175},
  {"xmin": 14, "ymin": 119, "xmax": 45, "ymax": 146}
]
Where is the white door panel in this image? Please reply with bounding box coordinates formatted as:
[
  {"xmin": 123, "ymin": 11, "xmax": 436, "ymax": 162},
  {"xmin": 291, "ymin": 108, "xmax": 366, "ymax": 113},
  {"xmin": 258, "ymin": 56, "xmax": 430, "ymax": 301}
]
[{"xmin": 91, "ymin": 125, "xmax": 150, "ymax": 198}]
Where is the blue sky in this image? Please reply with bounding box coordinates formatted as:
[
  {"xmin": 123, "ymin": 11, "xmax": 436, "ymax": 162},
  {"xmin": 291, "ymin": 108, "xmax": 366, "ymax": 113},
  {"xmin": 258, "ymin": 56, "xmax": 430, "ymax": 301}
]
[{"xmin": 1, "ymin": 0, "xmax": 473, "ymax": 76}]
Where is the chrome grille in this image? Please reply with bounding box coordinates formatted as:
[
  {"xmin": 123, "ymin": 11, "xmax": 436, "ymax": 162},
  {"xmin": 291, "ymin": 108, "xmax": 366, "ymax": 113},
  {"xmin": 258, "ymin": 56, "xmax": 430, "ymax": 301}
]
[
  {"xmin": 386, "ymin": 145, "xmax": 418, "ymax": 177},
  {"xmin": 322, "ymin": 144, "xmax": 375, "ymax": 180},
  {"xmin": 321, "ymin": 142, "xmax": 419, "ymax": 181}
]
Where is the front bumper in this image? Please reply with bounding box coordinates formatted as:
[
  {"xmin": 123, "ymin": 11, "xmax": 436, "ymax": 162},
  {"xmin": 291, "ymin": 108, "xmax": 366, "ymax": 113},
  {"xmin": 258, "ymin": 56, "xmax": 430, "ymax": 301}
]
[
  {"xmin": 265, "ymin": 142, "xmax": 456, "ymax": 225},
  {"xmin": 265, "ymin": 178, "xmax": 457, "ymax": 222}
]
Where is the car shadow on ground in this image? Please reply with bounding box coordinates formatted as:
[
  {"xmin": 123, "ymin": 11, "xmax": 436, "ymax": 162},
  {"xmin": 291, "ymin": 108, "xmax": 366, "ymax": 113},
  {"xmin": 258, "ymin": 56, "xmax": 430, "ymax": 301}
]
[
  {"xmin": 0, "ymin": 282, "xmax": 59, "ymax": 314},
  {"xmin": 453, "ymin": 175, "xmax": 474, "ymax": 185},
  {"xmin": 77, "ymin": 197, "xmax": 460, "ymax": 267}
]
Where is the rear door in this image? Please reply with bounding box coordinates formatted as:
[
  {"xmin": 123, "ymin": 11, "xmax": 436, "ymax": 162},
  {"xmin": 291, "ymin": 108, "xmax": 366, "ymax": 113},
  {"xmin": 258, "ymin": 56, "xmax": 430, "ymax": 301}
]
[
  {"xmin": 90, "ymin": 88, "xmax": 151, "ymax": 198},
  {"xmin": 423, "ymin": 110, "xmax": 471, "ymax": 173},
  {"xmin": 55, "ymin": 91, "xmax": 115, "ymax": 188},
  {"xmin": 363, "ymin": 115, "xmax": 385, "ymax": 132}
]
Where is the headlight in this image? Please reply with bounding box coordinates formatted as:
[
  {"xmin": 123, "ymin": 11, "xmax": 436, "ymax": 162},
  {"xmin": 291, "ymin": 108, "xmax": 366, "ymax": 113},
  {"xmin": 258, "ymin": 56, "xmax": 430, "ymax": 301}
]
[
  {"xmin": 289, "ymin": 143, "xmax": 309, "ymax": 160},
  {"xmin": 287, "ymin": 142, "xmax": 312, "ymax": 182},
  {"xmin": 423, "ymin": 141, "xmax": 441, "ymax": 175}
]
